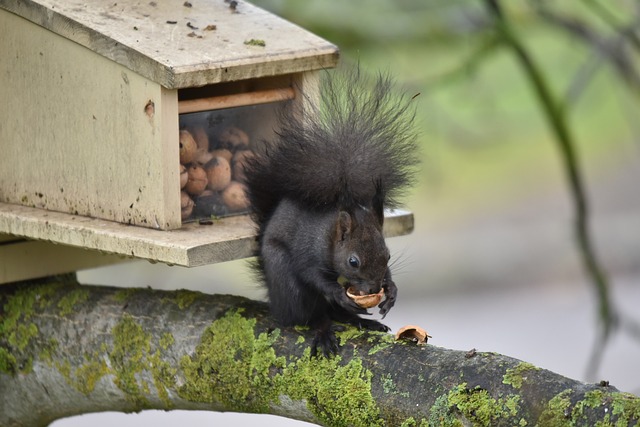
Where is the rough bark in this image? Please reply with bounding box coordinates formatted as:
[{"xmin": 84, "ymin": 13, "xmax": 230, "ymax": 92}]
[{"xmin": 1, "ymin": 275, "xmax": 639, "ymax": 427}]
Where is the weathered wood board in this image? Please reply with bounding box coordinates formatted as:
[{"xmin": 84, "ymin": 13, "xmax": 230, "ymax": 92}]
[
  {"xmin": 0, "ymin": 202, "xmax": 414, "ymax": 271},
  {"xmin": 0, "ymin": 0, "xmax": 339, "ymax": 89}
]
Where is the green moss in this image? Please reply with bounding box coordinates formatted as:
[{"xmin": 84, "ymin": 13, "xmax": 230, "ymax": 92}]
[
  {"xmin": 335, "ymin": 325, "xmax": 367, "ymax": 346},
  {"xmin": 0, "ymin": 347, "xmax": 17, "ymax": 373},
  {"xmin": 244, "ymin": 38, "xmax": 266, "ymax": 47},
  {"xmin": 537, "ymin": 388, "xmax": 640, "ymax": 426},
  {"xmin": 611, "ymin": 392, "xmax": 640, "ymax": 426},
  {"xmin": 401, "ymin": 417, "xmax": 417, "ymax": 427},
  {"xmin": 282, "ymin": 350, "xmax": 383, "ymax": 427},
  {"xmin": 164, "ymin": 289, "xmax": 200, "ymax": 309},
  {"xmin": 148, "ymin": 347, "xmax": 177, "ymax": 407},
  {"xmin": 503, "ymin": 362, "xmax": 540, "ymax": 389},
  {"xmin": 67, "ymin": 356, "xmax": 109, "ymax": 395},
  {"xmin": 9, "ymin": 323, "xmax": 38, "ymax": 351},
  {"xmin": 296, "ymin": 335, "xmax": 306, "ymax": 345},
  {"xmin": 573, "ymin": 390, "xmax": 640, "ymax": 426},
  {"xmin": 428, "ymin": 394, "xmax": 462, "ymax": 427},
  {"xmin": 113, "ymin": 288, "xmax": 147, "ymax": 303},
  {"xmin": 108, "ymin": 314, "xmax": 152, "ymax": 407},
  {"xmin": 40, "ymin": 338, "xmax": 59, "ymax": 366},
  {"xmin": 445, "ymin": 383, "xmax": 525, "ymax": 427},
  {"xmin": 57, "ymin": 288, "xmax": 90, "ymax": 316},
  {"xmin": 382, "ymin": 373, "xmax": 410, "ymax": 398},
  {"xmin": 179, "ymin": 309, "xmax": 285, "ymax": 411},
  {"xmin": 537, "ymin": 389, "xmax": 573, "ymax": 426},
  {"xmin": 57, "ymin": 360, "xmax": 72, "ymax": 379},
  {"xmin": 0, "ymin": 284, "xmax": 59, "ymax": 373},
  {"xmin": 159, "ymin": 333, "xmax": 174, "ymax": 350},
  {"xmin": 367, "ymin": 332, "xmax": 396, "ymax": 355},
  {"xmin": 179, "ymin": 309, "xmax": 383, "ymax": 426}
]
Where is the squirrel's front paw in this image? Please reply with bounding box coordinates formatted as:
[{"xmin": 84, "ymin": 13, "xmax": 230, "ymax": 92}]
[
  {"xmin": 332, "ymin": 286, "xmax": 369, "ymax": 315},
  {"xmin": 379, "ymin": 279, "xmax": 398, "ymax": 318}
]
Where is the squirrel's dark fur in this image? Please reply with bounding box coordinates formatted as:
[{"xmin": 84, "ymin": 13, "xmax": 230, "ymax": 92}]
[{"xmin": 245, "ymin": 67, "xmax": 419, "ymax": 356}]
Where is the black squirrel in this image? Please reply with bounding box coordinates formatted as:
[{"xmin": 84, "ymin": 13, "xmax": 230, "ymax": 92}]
[{"xmin": 244, "ymin": 67, "xmax": 419, "ymax": 356}]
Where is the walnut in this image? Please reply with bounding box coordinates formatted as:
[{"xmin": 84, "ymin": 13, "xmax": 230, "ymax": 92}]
[
  {"xmin": 218, "ymin": 126, "xmax": 249, "ymax": 150},
  {"xmin": 179, "ymin": 130, "xmax": 198, "ymax": 164},
  {"xmin": 346, "ymin": 287, "xmax": 384, "ymax": 309},
  {"xmin": 232, "ymin": 149, "xmax": 254, "ymax": 182},
  {"xmin": 205, "ymin": 157, "xmax": 231, "ymax": 191},
  {"xmin": 180, "ymin": 191, "xmax": 194, "ymax": 220},
  {"xmin": 184, "ymin": 164, "xmax": 208, "ymax": 196},
  {"xmin": 221, "ymin": 181, "xmax": 249, "ymax": 212}
]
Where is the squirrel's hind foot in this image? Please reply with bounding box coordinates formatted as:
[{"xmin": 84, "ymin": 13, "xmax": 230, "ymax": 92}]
[{"xmin": 311, "ymin": 325, "xmax": 342, "ymax": 358}]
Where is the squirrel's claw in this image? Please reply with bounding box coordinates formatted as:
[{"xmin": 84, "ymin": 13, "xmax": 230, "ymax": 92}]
[
  {"xmin": 311, "ymin": 327, "xmax": 340, "ymax": 358},
  {"xmin": 379, "ymin": 279, "xmax": 398, "ymax": 318}
]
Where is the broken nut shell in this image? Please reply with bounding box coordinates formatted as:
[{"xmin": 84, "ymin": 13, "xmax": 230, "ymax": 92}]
[
  {"xmin": 395, "ymin": 325, "xmax": 431, "ymax": 345},
  {"xmin": 346, "ymin": 287, "xmax": 384, "ymax": 309}
]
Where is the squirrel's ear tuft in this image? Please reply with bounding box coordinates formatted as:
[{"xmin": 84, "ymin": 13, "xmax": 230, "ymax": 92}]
[{"xmin": 336, "ymin": 211, "xmax": 353, "ymax": 241}]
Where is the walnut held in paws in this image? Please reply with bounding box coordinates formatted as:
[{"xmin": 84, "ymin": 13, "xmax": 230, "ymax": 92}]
[{"xmin": 346, "ymin": 287, "xmax": 384, "ymax": 309}]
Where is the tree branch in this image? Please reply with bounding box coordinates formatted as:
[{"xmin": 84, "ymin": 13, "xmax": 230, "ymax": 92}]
[{"xmin": 1, "ymin": 276, "xmax": 638, "ymax": 427}]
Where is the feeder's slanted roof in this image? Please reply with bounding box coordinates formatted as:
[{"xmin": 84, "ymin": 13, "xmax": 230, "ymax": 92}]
[{"xmin": 0, "ymin": 0, "xmax": 339, "ymax": 89}]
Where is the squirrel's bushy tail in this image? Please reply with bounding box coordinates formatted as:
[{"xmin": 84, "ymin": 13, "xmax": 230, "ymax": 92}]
[{"xmin": 245, "ymin": 66, "xmax": 420, "ymax": 227}]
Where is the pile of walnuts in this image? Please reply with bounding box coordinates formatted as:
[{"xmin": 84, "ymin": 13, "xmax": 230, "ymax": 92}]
[{"xmin": 179, "ymin": 126, "xmax": 253, "ymax": 221}]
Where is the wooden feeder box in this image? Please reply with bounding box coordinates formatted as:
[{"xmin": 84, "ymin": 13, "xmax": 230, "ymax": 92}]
[{"xmin": 0, "ymin": 0, "xmax": 414, "ymax": 284}]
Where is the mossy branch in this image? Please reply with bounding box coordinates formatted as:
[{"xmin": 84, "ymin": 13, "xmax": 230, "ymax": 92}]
[{"xmin": 2, "ymin": 277, "xmax": 639, "ymax": 427}]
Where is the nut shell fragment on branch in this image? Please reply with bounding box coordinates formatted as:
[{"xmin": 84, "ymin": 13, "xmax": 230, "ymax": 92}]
[{"xmin": 395, "ymin": 325, "xmax": 431, "ymax": 345}]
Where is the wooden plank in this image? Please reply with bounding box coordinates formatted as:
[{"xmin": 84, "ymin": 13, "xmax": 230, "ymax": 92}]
[
  {"xmin": 0, "ymin": 202, "xmax": 414, "ymax": 267},
  {"xmin": 0, "ymin": 0, "xmax": 340, "ymax": 89},
  {"xmin": 0, "ymin": 240, "xmax": 129, "ymax": 285},
  {"xmin": 178, "ymin": 87, "xmax": 296, "ymax": 114},
  {"xmin": 0, "ymin": 9, "xmax": 181, "ymax": 230}
]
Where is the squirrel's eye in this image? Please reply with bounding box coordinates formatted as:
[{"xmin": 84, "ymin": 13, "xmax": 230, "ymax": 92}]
[{"xmin": 348, "ymin": 256, "xmax": 360, "ymax": 268}]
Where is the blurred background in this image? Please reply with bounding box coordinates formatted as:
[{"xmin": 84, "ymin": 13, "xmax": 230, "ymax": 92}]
[{"xmin": 54, "ymin": 1, "xmax": 640, "ymax": 425}]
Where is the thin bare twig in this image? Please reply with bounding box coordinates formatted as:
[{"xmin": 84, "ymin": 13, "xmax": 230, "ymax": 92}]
[
  {"xmin": 482, "ymin": 0, "xmax": 616, "ymax": 380},
  {"xmin": 582, "ymin": 0, "xmax": 640, "ymax": 53},
  {"xmin": 533, "ymin": 2, "xmax": 640, "ymax": 99}
]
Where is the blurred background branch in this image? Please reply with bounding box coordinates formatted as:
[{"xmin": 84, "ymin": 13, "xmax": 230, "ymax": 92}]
[{"xmin": 484, "ymin": 0, "xmax": 616, "ymax": 383}]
